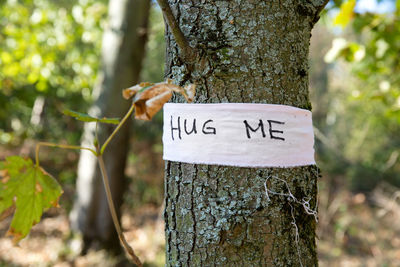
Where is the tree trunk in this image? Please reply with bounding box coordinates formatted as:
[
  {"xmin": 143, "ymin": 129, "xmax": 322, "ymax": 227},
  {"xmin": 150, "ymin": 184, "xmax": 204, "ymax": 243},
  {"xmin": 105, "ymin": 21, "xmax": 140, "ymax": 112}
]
[
  {"xmin": 163, "ymin": 0, "xmax": 325, "ymax": 266},
  {"xmin": 69, "ymin": 0, "xmax": 150, "ymax": 253},
  {"xmin": 309, "ymin": 25, "xmax": 332, "ymax": 157}
]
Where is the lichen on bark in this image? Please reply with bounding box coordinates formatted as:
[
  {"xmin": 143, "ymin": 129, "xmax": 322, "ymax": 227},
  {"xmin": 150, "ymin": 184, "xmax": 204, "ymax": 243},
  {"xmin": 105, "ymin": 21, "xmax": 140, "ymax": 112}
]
[{"xmin": 163, "ymin": 0, "xmax": 325, "ymax": 266}]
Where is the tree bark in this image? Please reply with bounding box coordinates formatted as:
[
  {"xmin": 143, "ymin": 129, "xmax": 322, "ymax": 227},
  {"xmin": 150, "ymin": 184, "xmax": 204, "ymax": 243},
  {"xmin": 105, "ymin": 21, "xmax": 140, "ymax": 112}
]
[
  {"xmin": 69, "ymin": 0, "xmax": 150, "ymax": 253},
  {"xmin": 163, "ymin": 0, "xmax": 326, "ymax": 266}
]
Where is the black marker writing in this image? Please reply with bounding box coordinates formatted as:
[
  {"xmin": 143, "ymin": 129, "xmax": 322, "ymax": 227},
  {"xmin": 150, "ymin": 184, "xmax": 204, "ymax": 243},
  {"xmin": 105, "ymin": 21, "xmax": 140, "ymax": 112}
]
[
  {"xmin": 171, "ymin": 115, "xmax": 181, "ymax": 140},
  {"xmin": 267, "ymin": 120, "xmax": 285, "ymax": 141},
  {"xmin": 243, "ymin": 119, "xmax": 266, "ymax": 139},
  {"xmin": 202, "ymin": 119, "xmax": 216, "ymax": 135},
  {"xmin": 184, "ymin": 118, "xmax": 197, "ymax": 135},
  {"xmin": 171, "ymin": 116, "xmax": 284, "ymax": 141}
]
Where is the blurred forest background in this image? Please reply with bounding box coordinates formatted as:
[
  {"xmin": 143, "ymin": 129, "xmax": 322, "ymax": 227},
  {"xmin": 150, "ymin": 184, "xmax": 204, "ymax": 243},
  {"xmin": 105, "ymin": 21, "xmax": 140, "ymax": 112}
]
[{"xmin": 0, "ymin": 0, "xmax": 400, "ymax": 266}]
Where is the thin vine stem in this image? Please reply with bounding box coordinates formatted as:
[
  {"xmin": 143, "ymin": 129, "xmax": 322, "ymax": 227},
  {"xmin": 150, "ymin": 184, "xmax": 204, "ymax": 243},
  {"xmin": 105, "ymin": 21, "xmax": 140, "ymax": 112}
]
[
  {"xmin": 100, "ymin": 104, "xmax": 135, "ymax": 155},
  {"xmin": 35, "ymin": 142, "xmax": 97, "ymax": 167},
  {"xmin": 97, "ymin": 154, "xmax": 142, "ymax": 267}
]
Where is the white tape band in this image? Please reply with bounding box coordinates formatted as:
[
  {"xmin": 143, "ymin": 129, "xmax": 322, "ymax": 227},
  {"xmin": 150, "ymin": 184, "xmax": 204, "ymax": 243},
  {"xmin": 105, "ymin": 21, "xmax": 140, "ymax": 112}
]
[{"xmin": 162, "ymin": 103, "xmax": 315, "ymax": 168}]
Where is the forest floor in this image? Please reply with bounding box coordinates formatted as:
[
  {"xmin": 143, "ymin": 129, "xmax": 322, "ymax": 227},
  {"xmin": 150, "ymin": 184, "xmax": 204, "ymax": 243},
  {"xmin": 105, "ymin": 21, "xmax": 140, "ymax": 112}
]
[
  {"xmin": 1, "ymin": 182, "xmax": 399, "ymax": 267},
  {"xmin": 0, "ymin": 205, "xmax": 165, "ymax": 267},
  {"xmin": 0, "ymin": 143, "xmax": 399, "ymax": 266}
]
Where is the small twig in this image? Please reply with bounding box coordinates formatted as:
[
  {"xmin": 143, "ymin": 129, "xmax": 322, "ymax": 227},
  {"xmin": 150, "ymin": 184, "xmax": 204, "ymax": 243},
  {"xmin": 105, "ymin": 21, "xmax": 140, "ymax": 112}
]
[
  {"xmin": 100, "ymin": 104, "xmax": 135, "ymax": 155},
  {"xmin": 97, "ymin": 154, "xmax": 142, "ymax": 267},
  {"xmin": 319, "ymin": 0, "xmax": 330, "ymax": 13},
  {"xmin": 95, "ymin": 121, "xmax": 99, "ymax": 148},
  {"xmin": 35, "ymin": 142, "xmax": 96, "ymax": 166},
  {"xmin": 156, "ymin": 0, "xmax": 197, "ymax": 63}
]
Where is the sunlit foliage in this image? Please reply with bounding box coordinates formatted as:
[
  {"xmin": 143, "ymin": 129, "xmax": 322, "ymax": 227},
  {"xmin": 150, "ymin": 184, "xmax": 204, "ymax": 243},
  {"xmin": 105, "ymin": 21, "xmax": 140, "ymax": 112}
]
[
  {"xmin": 0, "ymin": 0, "xmax": 107, "ymax": 144},
  {"xmin": 322, "ymin": 0, "xmax": 400, "ymax": 191}
]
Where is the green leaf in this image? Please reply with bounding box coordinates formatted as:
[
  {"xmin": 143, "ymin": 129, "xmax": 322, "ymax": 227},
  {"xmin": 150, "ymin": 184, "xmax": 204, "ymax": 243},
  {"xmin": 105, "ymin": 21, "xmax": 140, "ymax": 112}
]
[
  {"xmin": 334, "ymin": 0, "xmax": 356, "ymax": 28},
  {"xmin": 97, "ymin": 117, "xmax": 120, "ymax": 125},
  {"xmin": 62, "ymin": 109, "xmax": 99, "ymax": 122},
  {"xmin": 0, "ymin": 156, "xmax": 63, "ymax": 243},
  {"xmin": 63, "ymin": 109, "xmax": 120, "ymax": 124}
]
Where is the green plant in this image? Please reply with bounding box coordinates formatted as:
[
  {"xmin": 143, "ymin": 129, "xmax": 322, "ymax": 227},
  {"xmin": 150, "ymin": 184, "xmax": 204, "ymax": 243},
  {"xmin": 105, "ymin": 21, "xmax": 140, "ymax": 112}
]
[{"xmin": 0, "ymin": 81, "xmax": 195, "ymax": 266}]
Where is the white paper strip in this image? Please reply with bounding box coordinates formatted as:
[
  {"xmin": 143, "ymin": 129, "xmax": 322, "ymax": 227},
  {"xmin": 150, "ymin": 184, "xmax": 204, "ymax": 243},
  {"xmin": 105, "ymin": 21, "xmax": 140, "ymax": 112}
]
[{"xmin": 162, "ymin": 103, "xmax": 315, "ymax": 168}]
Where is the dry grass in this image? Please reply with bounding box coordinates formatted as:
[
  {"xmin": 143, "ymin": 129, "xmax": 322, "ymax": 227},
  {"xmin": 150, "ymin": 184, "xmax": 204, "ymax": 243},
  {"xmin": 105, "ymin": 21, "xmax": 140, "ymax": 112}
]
[
  {"xmin": 0, "ymin": 206, "xmax": 165, "ymax": 267},
  {"xmin": 318, "ymin": 180, "xmax": 400, "ymax": 267}
]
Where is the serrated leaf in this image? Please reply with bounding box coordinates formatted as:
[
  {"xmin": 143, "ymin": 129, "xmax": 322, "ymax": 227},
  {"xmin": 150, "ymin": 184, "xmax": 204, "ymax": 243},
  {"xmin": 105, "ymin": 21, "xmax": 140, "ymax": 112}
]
[
  {"xmin": 0, "ymin": 156, "xmax": 63, "ymax": 243},
  {"xmin": 334, "ymin": 0, "xmax": 356, "ymax": 28},
  {"xmin": 63, "ymin": 109, "xmax": 120, "ymax": 124}
]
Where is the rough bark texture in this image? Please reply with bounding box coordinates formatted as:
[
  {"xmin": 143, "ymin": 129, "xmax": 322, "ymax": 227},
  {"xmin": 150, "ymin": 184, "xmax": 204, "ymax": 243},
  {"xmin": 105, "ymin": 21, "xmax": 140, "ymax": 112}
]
[
  {"xmin": 69, "ymin": 0, "xmax": 150, "ymax": 252},
  {"xmin": 164, "ymin": 0, "xmax": 325, "ymax": 266}
]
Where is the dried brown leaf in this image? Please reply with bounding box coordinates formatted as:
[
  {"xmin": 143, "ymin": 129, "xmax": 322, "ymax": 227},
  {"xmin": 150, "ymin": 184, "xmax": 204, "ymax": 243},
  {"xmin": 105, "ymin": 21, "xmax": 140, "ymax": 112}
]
[
  {"xmin": 122, "ymin": 85, "xmax": 141, "ymax": 100},
  {"xmin": 139, "ymin": 82, "xmax": 154, "ymax": 87},
  {"xmin": 136, "ymin": 90, "xmax": 173, "ymax": 120},
  {"xmin": 184, "ymin": 84, "xmax": 196, "ymax": 102},
  {"xmin": 122, "ymin": 80, "xmax": 196, "ymax": 120}
]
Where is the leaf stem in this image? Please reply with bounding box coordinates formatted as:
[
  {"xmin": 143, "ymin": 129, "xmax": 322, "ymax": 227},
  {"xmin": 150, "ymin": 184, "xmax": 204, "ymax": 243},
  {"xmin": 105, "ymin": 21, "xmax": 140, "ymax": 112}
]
[
  {"xmin": 95, "ymin": 122, "xmax": 99, "ymax": 145},
  {"xmin": 100, "ymin": 104, "xmax": 135, "ymax": 155},
  {"xmin": 35, "ymin": 142, "xmax": 97, "ymax": 167},
  {"xmin": 97, "ymin": 154, "xmax": 142, "ymax": 267}
]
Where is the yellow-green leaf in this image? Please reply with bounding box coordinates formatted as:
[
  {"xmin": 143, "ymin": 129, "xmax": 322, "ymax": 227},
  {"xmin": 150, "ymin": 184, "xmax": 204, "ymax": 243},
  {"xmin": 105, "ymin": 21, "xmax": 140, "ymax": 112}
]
[
  {"xmin": 98, "ymin": 117, "xmax": 121, "ymax": 125},
  {"xmin": 0, "ymin": 156, "xmax": 63, "ymax": 243},
  {"xmin": 397, "ymin": 0, "xmax": 400, "ymax": 16},
  {"xmin": 334, "ymin": 0, "xmax": 356, "ymax": 28}
]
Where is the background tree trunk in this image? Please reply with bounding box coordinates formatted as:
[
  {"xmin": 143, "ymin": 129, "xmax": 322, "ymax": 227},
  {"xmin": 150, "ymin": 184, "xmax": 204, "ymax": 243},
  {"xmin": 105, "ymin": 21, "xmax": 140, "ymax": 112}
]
[
  {"xmin": 309, "ymin": 25, "xmax": 332, "ymax": 158},
  {"xmin": 69, "ymin": 0, "xmax": 150, "ymax": 253},
  {"xmin": 163, "ymin": 0, "xmax": 325, "ymax": 265}
]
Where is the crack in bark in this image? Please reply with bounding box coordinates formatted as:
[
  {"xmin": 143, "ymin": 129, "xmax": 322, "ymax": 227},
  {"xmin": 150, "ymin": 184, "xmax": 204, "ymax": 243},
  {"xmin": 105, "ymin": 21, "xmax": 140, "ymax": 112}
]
[
  {"xmin": 164, "ymin": 161, "xmax": 172, "ymax": 264},
  {"xmin": 187, "ymin": 165, "xmax": 198, "ymax": 265}
]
